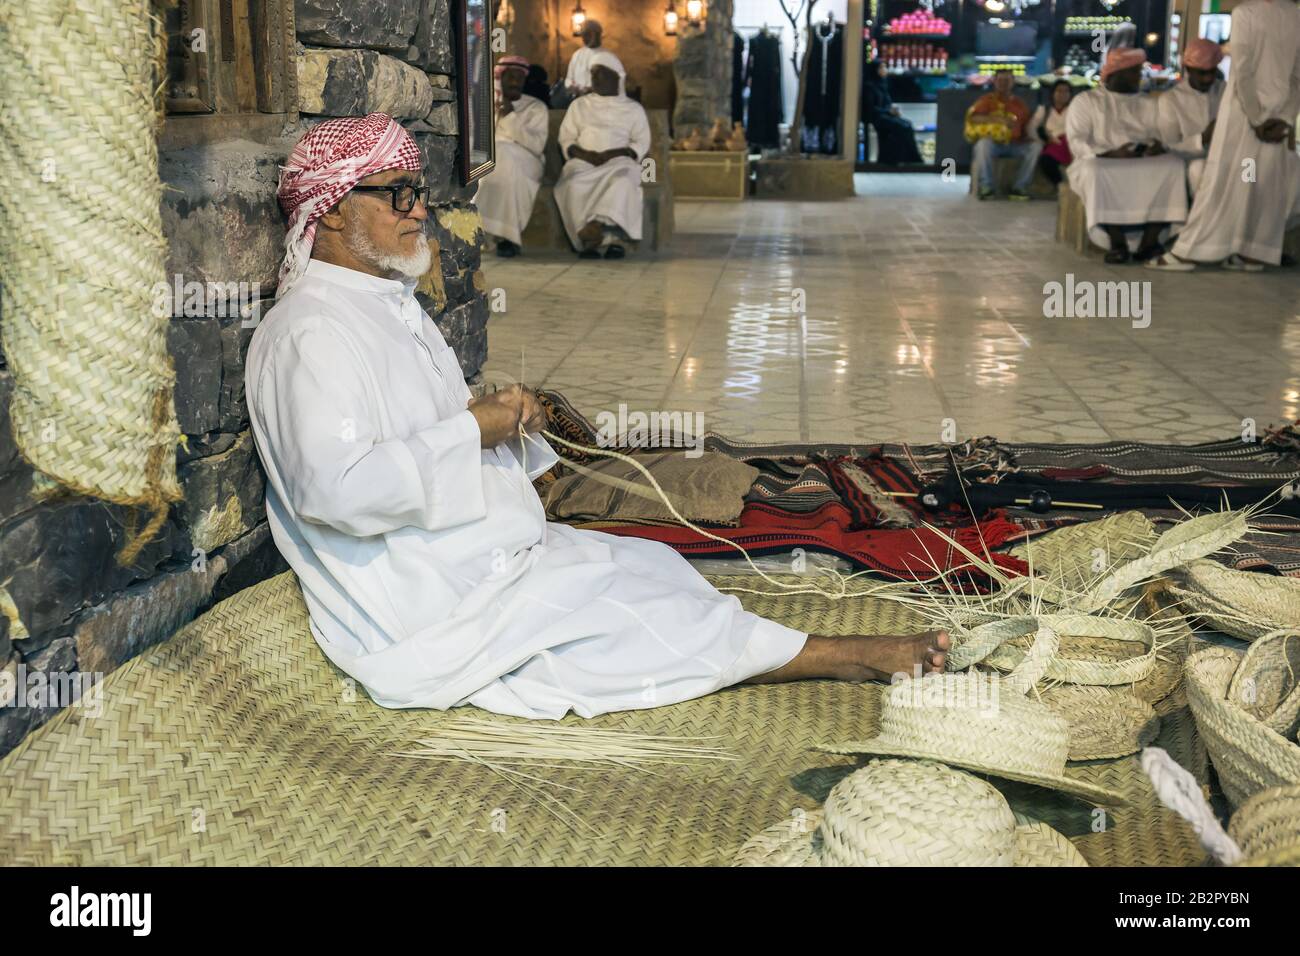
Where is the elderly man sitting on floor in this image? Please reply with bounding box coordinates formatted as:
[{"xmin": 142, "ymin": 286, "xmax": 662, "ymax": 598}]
[
  {"xmin": 554, "ymin": 50, "xmax": 651, "ymax": 259},
  {"xmin": 476, "ymin": 55, "xmax": 549, "ymax": 258},
  {"xmin": 245, "ymin": 113, "xmax": 949, "ymax": 720},
  {"xmin": 1066, "ymin": 47, "xmax": 1189, "ymax": 264}
]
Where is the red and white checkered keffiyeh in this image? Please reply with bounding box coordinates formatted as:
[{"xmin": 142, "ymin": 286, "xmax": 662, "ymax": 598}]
[{"xmin": 275, "ymin": 112, "xmax": 423, "ymax": 294}]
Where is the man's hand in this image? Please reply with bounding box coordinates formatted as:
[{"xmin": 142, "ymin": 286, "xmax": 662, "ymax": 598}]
[
  {"xmin": 497, "ymin": 99, "xmax": 515, "ymax": 117},
  {"xmin": 1254, "ymin": 118, "xmax": 1291, "ymax": 143},
  {"xmin": 1145, "ymin": 140, "xmax": 1167, "ymax": 157},
  {"xmin": 468, "ymin": 385, "xmax": 547, "ymax": 448},
  {"xmin": 1100, "ymin": 144, "xmax": 1139, "ymax": 159}
]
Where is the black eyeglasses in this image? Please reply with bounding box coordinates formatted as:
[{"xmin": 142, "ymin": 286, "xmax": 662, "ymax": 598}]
[{"xmin": 350, "ymin": 182, "xmax": 431, "ymax": 213}]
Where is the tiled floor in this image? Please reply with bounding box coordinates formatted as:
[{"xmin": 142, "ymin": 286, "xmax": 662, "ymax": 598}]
[{"xmin": 479, "ymin": 174, "xmax": 1300, "ymax": 445}]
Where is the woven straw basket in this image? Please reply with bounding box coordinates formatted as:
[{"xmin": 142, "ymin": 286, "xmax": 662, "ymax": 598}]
[
  {"xmin": 1226, "ymin": 631, "xmax": 1300, "ymax": 739},
  {"xmin": 1228, "ymin": 783, "xmax": 1300, "ymax": 866},
  {"xmin": 735, "ymin": 759, "xmax": 1087, "ymax": 867},
  {"xmin": 1185, "ymin": 645, "xmax": 1300, "ymax": 809},
  {"xmin": 1169, "ymin": 560, "xmax": 1300, "ymax": 641}
]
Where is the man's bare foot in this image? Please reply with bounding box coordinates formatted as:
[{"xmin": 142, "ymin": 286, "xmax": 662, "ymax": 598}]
[{"xmin": 744, "ymin": 631, "xmax": 950, "ymax": 685}]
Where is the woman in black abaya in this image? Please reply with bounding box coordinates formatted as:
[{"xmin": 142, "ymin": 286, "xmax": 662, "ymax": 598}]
[{"xmin": 862, "ymin": 60, "xmax": 922, "ymax": 165}]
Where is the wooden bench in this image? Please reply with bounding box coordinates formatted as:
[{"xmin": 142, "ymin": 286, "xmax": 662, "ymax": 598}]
[{"xmin": 517, "ymin": 107, "xmax": 674, "ymax": 253}]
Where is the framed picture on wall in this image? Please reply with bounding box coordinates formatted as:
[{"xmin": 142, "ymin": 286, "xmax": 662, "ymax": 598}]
[{"xmin": 454, "ymin": 0, "xmax": 495, "ymax": 184}]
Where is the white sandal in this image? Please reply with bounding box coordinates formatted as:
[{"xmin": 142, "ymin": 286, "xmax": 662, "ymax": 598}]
[
  {"xmin": 1222, "ymin": 254, "xmax": 1264, "ymax": 272},
  {"xmin": 1144, "ymin": 252, "xmax": 1196, "ymax": 272}
]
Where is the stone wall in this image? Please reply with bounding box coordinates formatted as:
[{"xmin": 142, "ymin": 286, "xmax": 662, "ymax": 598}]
[
  {"xmin": 672, "ymin": 0, "xmax": 736, "ymax": 132},
  {"xmin": 0, "ymin": 0, "xmax": 489, "ymax": 757}
]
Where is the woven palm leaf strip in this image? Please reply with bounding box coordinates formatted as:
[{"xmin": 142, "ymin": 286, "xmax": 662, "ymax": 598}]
[
  {"xmin": 0, "ymin": 0, "xmax": 183, "ymax": 564},
  {"xmin": 0, "ymin": 571, "xmax": 1212, "ymax": 866}
]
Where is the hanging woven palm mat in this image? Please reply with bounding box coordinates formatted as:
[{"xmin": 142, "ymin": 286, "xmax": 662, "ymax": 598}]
[{"xmin": 0, "ymin": 0, "xmax": 183, "ymax": 565}]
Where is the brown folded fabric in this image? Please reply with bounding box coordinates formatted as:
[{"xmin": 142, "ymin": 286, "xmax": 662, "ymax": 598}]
[{"xmin": 542, "ymin": 452, "xmax": 759, "ymax": 527}]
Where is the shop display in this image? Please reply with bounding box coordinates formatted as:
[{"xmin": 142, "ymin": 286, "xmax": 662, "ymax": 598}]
[
  {"xmin": 881, "ymin": 40, "xmax": 948, "ymax": 73},
  {"xmin": 885, "ymin": 8, "xmax": 951, "ymax": 35}
]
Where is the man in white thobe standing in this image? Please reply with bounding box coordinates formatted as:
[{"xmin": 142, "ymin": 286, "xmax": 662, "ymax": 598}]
[
  {"xmin": 554, "ymin": 51, "xmax": 650, "ymax": 259},
  {"xmin": 564, "ymin": 19, "xmax": 604, "ymax": 96},
  {"xmin": 1066, "ymin": 47, "xmax": 1189, "ymax": 264},
  {"xmin": 1150, "ymin": 0, "xmax": 1300, "ymax": 271},
  {"xmin": 475, "ymin": 55, "xmax": 549, "ymax": 258},
  {"xmin": 1157, "ymin": 38, "xmax": 1228, "ymax": 197},
  {"xmin": 246, "ymin": 113, "xmax": 949, "ymax": 720}
]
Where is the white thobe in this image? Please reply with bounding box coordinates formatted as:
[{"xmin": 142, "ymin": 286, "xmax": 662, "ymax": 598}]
[
  {"xmin": 1157, "ymin": 78, "xmax": 1226, "ymax": 195},
  {"xmin": 1173, "ymin": 0, "xmax": 1300, "ymax": 265},
  {"xmin": 554, "ymin": 93, "xmax": 652, "ymax": 248},
  {"xmin": 565, "ymin": 45, "xmax": 600, "ymax": 91},
  {"xmin": 476, "ymin": 94, "xmax": 549, "ymax": 246},
  {"xmin": 245, "ymin": 259, "xmax": 804, "ymax": 718},
  {"xmin": 1066, "ymin": 87, "xmax": 1189, "ymax": 249}
]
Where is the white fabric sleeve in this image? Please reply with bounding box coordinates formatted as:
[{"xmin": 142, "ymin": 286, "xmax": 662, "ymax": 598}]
[
  {"xmin": 558, "ymin": 100, "xmax": 581, "ymax": 155},
  {"xmin": 1286, "ymin": 26, "xmax": 1300, "ymax": 125},
  {"xmin": 1230, "ymin": 6, "xmax": 1267, "ymax": 128},
  {"xmin": 257, "ymin": 325, "xmax": 487, "ymax": 537},
  {"xmin": 520, "ymin": 100, "xmax": 551, "ymax": 158},
  {"xmin": 1065, "ymin": 94, "xmax": 1097, "ymax": 160},
  {"xmin": 630, "ymin": 105, "xmax": 652, "ymax": 161}
]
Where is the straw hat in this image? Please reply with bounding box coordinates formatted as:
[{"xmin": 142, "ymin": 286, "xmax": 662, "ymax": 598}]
[
  {"xmin": 1227, "ymin": 630, "xmax": 1300, "ymax": 739},
  {"xmin": 1042, "ymin": 685, "xmax": 1160, "ymax": 761},
  {"xmin": 735, "ymin": 759, "xmax": 1087, "ymax": 867}
]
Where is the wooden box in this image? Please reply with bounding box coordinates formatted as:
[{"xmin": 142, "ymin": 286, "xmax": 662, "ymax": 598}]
[{"xmin": 669, "ymin": 151, "xmax": 749, "ymax": 201}]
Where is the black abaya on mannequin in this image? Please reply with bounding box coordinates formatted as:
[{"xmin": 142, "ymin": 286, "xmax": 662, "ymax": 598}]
[
  {"xmin": 801, "ymin": 19, "xmax": 844, "ymax": 154},
  {"xmin": 745, "ymin": 31, "xmax": 783, "ymax": 149}
]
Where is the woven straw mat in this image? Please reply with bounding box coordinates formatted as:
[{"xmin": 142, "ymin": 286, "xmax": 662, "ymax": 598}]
[{"xmin": 0, "ymin": 572, "xmax": 1209, "ymax": 865}]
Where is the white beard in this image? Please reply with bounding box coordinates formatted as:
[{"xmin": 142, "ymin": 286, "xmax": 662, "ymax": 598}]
[{"xmin": 345, "ymin": 224, "xmax": 433, "ymax": 280}]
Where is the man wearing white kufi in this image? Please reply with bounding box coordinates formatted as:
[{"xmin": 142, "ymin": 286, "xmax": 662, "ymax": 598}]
[
  {"xmin": 476, "ymin": 55, "xmax": 549, "ymax": 257},
  {"xmin": 1156, "ymin": 38, "xmax": 1227, "ymax": 197},
  {"xmin": 246, "ymin": 114, "xmax": 951, "ymax": 722},
  {"xmin": 1065, "ymin": 47, "xmax": 1189, "ymax": 264},
  {"xmin": 1149, "ymin": 0, "xmax": 1300, "ymax": 272},
  {"xmin": 554, "ymin": 50, "xmax": 651, "ymax": 259}
]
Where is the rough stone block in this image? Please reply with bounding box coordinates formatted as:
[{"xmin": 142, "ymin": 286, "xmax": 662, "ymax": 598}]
[
  {"xmin": 72, "ymin": 555, "xmax": 223, "ymax": 678},
  {"xmin": 295, "ymin": 0, "xmax": 422, "ymax": 52},
  {"xmin": 410, "ymin": 0, "xmax": 455, "ymax": 73},
  {"xmin": 167, "ymin": 317, "xmax": 223, "ymax": 436},
  {"xmin": 434, "ymin": 297, "xmax": 489, "ymax": 379},
  {"xmin": 218, "ymin": 314, "xmax": 258, "ymax": 434},
  {"xmin": 175, "ymin": 431, "xmax": 266, "ymax": 555},
  {"xmin": 160, "ymin": 135, "xmax": 299, "ymax": 298},
  {"xmin": 298, "ymin": 47, "xmax": 434, "ymax": 120},
  {"xmin": 408, "ymin": 130, "xmax": 476, "ymax": 204}
]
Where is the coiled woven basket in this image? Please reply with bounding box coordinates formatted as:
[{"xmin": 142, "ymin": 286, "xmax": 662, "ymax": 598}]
[
  {"xmin": 1229, "ymin": 783, "xmax": 1300, "ymax": 866},
  {"xmin": 1185, "ymin": 645, "xmax": 1300, "ymax": 809}
]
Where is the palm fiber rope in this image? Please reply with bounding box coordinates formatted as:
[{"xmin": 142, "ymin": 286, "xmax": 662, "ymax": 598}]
[{"xmin": 0, "ymin": 0, "xmax": 183, "ymax": 565}]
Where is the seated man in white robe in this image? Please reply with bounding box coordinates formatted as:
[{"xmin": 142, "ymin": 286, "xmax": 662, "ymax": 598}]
[
  {"xmin": 1065, "ymin": 47, "xmax": 1189, "ymax": 264},
  {"xmin": 565, "ymin": 19, "xmax": 604, "ymax": 96},
  {"xmin": 554, "ymin": 51, "xmax": 650, "ymax": 259},
  {"xmin": 475, "ymin": 55, "xmax": 549, "ymax": 258},
  {"xmin": 1156, "ymin": 38, "xmax": 1226, "ymax": 197},
  {"xmin": 246, "ymin": 113, "xmax": 949, "ymax": 720}
]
